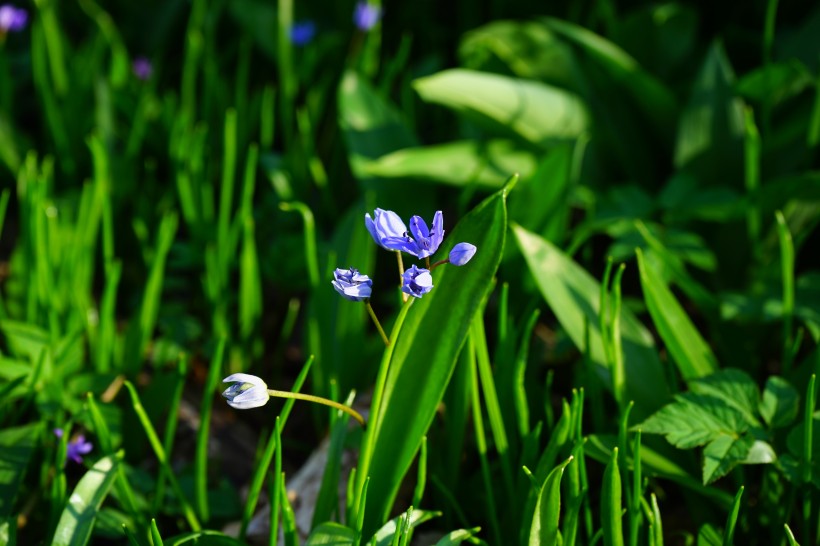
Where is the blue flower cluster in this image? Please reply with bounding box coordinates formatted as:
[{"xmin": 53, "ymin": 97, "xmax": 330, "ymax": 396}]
[
  {"xmin": 289, "ymin": 2, "xmax": 381, "ymax": 48},
  {"xmin": 331, "ymin": 208, "xmax": 476, "ymax": 302}
]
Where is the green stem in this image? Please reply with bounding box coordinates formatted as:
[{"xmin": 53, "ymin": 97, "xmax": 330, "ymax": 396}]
[
  {"xmin": 365, "ymin": 301, "xmax": 389, "ymax": 346},
  {"xmin": 267, "ymin": 389, "xmax": 365, "ymax": 427},
  {"xmin": 396, "ymin": 251, "xmax": 408, "ymax": 303},
  {"xmin": 429, "ymin": 259, "xmax": 449, "ymax": 271}
]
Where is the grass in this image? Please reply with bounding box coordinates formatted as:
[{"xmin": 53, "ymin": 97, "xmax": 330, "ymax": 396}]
[{"xmin": 0, "ymin": 0, "xmax": 819, "ymax": 545}]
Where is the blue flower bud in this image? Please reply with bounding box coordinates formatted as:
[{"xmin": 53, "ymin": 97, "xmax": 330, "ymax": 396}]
[
  {"xmin": 449, "ymin": 242, "xmax": 477, "ymax": 266},
  {"xmin": 401, "ymin": 265, "xmax": 434, "ymax": 298},
  {"xmin": 365, "ymin": 209, "xmax": 408, "ymax": 250},
  {"xmin": 332, "ymin": 267, "xmax": 373, "ymax": 301},
  {"xmin": 222, "ymin": 373, "xmax": 271, "ymax": 410}
]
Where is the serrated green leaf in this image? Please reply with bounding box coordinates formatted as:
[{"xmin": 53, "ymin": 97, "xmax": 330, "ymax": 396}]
[
  {"xmin": 702, "ymin": 434, "xmax": 752, "ymax": 484},
  {"xmin": 0, "ymin": 423, "xmax": 42, "ymax": 517},
  {"xmin": 689, "ymin": 369, "xmax": 761, "ymax": 427},
  {"xmin": 305, "ymin": 522, "xmax": 355, "ymax": 546},
  {"xmin": 638, "ymin": 393, "xmax": 749, "ymax": 449},
  {"xmin": 362, "ymin": 184, "xmax": 508, "ymax": 535},
  {"xmin": 514, "ymin": 224, "xmax": 669, "ymax": 418},
  {"xmin": 760, "ymin": 376, "xmax": 799, "ymax": 429},
  {"xmin": 636, "ymin": 248, "xmax": 718, "ymax": 380},
  {"xmin": 413, "ymin": 69, "xmax": 589, "ymax": 147},
  {"xmin": 52, "ymin": 454, "xmax": 120, "ymax": 546}
]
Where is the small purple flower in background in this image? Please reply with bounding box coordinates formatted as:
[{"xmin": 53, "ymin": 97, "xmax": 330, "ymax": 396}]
[
  {"xmin": 353, "ymin": 1, "xmax": 381, "ymax": 31},
  {"xmin": 54, "ymin": 429, "xmax": 93, "ymax": 465},
  {"xmin": 132, "ymin": 57, "xmax": 153, "ymax": 80},
  {"xmin": 290, "ymin": 20, "xmax": 316, "ymax": 46},
  {"xmin": 332, "ymin": 267, "xmax": 373, "ymax": 301},
  {"xmin": 449, "ymin": 243, "xmax": 477, "ymax": 266},
  {"xmin": 365, "ymin": 208, "xmax": 407, "ymax": 251},
  {"xmin": 0, "ymin": 4, "xmax": 28, "ymax": 33},
  {"xmin": 401, "ymin": 265, "xmax": 433, "ymax": 298},
  {"xmin": 384, "ymin": 211, "xmax": 444, "ymax": 259}
]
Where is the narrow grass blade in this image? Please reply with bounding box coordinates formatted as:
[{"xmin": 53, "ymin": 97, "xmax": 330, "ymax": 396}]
[
  {"xmin": 195, "ymin": 338, "xmax": 226, "ymax": 522},
  {"xmin": 601, "ymin": 448, "xmax": 624, "ymax": 546},
  {"xmin": 784, "ymin": 524, "xmax": 800, "ymax": 546},
  {"xmin": 52, "ymin": 454, "xmax": 120, "ymax": 546},
  {"xmin": 269, "ymin": 417, "xmax": 282, "ymax": 546},
  {"xmin": 412, "ymin": 437, "xmax": 427, "ymax": 509},
  {"xmin": 280, "ymin": 473, "xmax": 298, "ymax": 546},
  {"xmin": 636, "ymin": 248, "xmax": 718, "ymax": 380},
  {"xmin": 650, "ymin": 494, "xmax": 663, "ymax": 546},
  {"xmin": 150, "ymin": 519, "xmax": 164, "ymax": 546},
  {"xmin": 723, "ymin": 486, "xmax": 743, "ymax": 546},
  {"xmin": 775, "ymin": 211, "xmax": 795, "ymax": 372},
  {"xmin": 123, "ymin": 381, "xmax": 200, "ymax": 531},
  {"xmin": 153, "ymin": 357, "xmax": 188, "ymax": 515}
]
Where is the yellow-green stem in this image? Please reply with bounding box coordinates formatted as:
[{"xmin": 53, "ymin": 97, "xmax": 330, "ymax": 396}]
[
  {"xmin": 396, "ymin": 251, "xmax": 408, "ymax": 303},
  {"xmin": 267, "ymin": 389, "xmax": 365, "ymax": 427},
  {"xmin": 365, "ymin": 301, "xmax": 389, "ymax": 346}
]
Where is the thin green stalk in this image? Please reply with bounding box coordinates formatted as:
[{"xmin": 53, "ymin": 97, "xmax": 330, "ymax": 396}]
[
  {"xmin": 724, "ymin": 486, "xmax": 743, "ymax": 546},
  {"xmin": 744, "ymin": 109, "xmax": 761, "ymax": 246},
  {"xmin": 267, "ymin": 389, "xmax": 365, "ymax": 427},
  {"xmin": 280, "ymin": 472, "xmax": 298, "ymax": 546},
  {"xmin": 601, "ymin": 448, "xmax": 624, "ymax": 546},
  {"xmin": 802, "ymin": 375, "xmax": 816, "ymax": 544},
  {"xmin": 239, "ymin": 357, "xmax": 314, "ymax": 541},
  {"xmin": 629, "ymin": 429, "xmax": 642, "ymax": 546},
  {"xmin": 268, "ymin": 417, "xmax": 282, "ymax": 546},
  {"xmin": 280, "ymin": 201, "xmax": 319, "ymax": 287},
  {"xmin": 153, "ymin": 357, "xmax": 188, "ymax": 515},
  {"xmin": 123, "ymin": 381, "xmax": 201, "ymax": 531},
  {"xmin": 353, "ymin": 478, "xmax": 370, "ymax": 546},
  {"xmin": 611, "ymin": 264, "xmax": 626, "ymax": 411},
  {"xmin": 468, "ymin": 335, "xmax": 502, "ymax": 546},
  {"xmin": 365, "ymin": 301, "xmax": 390, "ymax": 346},
  {"xmin": 650, "ymin": 494, "xmax": 663, "ymax": 546},
  {"xmin": 776, "ymin": 211, "xmax": 794, "ymax": 372},
  {"xmin": 195, "ymin": 339, "xmax": 226, "ymax": 522},
  {"xmin": 354, "ymin": 299, "xmax": 414, "ymax": 518}
]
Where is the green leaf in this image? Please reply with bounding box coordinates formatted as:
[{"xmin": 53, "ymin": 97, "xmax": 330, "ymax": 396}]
[
  {"xmin": 735, "ymin": 60, "xmax": 812, "ymax": 106},
  {"xmin": 760, "ymin": 376, "xmax": 799, "ymax": 429},
  {"xmin": 370, "ymin": 510, "xmax": 439, "ymax": 546},
  {"xmin": 0, "ymin": 423, "xmax": 42, "ymax": 517},
  {"xmin": 434, "ymin": 527, "xmax": 481, "ymax": 545},
  {"xmin": 601, "ymin": 449, "xmax": 624, "ymax": 546},
  {"xmin": 689, "ymin": 369, "xmax": 760, "ymax": 427},
  {"xmin": 674, "ymin": 42, "xmax": 745, "ymax": 188},
  {"xmin": 304, "ymin": 522, "xmax": 355, "ymax": 546},
  {"xmin": 514, "ymin": 224, "xmax": 669, "ymax": 417},
  {"xmin": 697, "ymin": 524, "xmax": 723, "ymax": 546},
  {"xmin": 529, "ymin": 456, "xmax": 572, "ymax": 546},
  {"xmin": 636, "ymin": 248, "xmax": 718, "ymax": 380},
  {"xmin": 637, "ymin": 393, "xmax": 749, "ymax": 449},
  {"xmin": 702, "ymin": 434, "xmax": 753, "ymax": 484},
  {"xmin": 358, "ymin": 139, "xmax": 537, "ymax": 189},
  {"xmin": 165, "ymin": 531, "xmax": 247, "ymax": 546},
  {"xmin": 413, "ymin": 68, "xmax": 589, "ymax": 147},
  {"xmin": 362, "ymin": 183, "xmax": 509, "ymax": 535},
  {"xmin": 52, "ymin": 454, "xmax": 121, "ymax": 546}
]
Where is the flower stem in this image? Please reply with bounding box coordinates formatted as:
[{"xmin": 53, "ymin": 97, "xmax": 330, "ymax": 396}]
[
  {"xmin": 429, "ymin": 259, "xmax": 449, "ymax": 271},
  {"xmin": 365, "ymin": 301, "xmax": 390, "ymax": 347},
  {"xmin": 267, "ymin": 390, "xmax": 366, "ymax": 427},
  {"xmin": 396, "ymin": 251, "xmax": 408, "ymax": 303},
  {"xmin": 425, "ymin": 257, "xmax": 431, "ymax": 269}
]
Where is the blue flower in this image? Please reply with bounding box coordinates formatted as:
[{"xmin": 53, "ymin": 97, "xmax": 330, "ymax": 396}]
[
  {"xmin": 54, "ymin": 429, "xmax": 93, "ymax": 465},
  {"xmin": 132, "ymin": 57, "xmax": 153, "ymax": 80},
  {"xmin": 290, "ymin": 20, "xmax": 316, "ymax": 46},
  {"xmin": 365, "ymin": 208, "xmax": 407, "ymax": 251},
  {"xmin": 353, "ymin": 1, "xmax": 381, "ymax": 31},
  {"xmin": 0, "ymin": 4, "xmax": 28, "ymax": 32},
  {"xmin": 401, "ymin": 265, "xmax": 433, "ymax": 298},
  {"xmin": 332, "ymin": 267, "xmax": 373, "ymax": 301},
  {"xmin": 384, "ymin": 211, "xmax": 444, "ymax": 259},
  {"xmin": 449, "ymin": 242, "xmax": 476, "ymax": 266},
  {"xmin": 222, "ymin": 373, "xmax": 271, "ymax": 409}
]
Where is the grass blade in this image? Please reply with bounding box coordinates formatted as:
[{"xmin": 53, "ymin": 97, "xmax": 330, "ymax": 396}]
[
  {"xmin": 529, "ymin": 456, "xmax": 573, "ymax": 546},
  {"xmin": 195, "ymin": 338, "xmax": 226, "ymax": 522},
  {"xmin": 601, "ymin": 448, "xmax": 624, "ymax": 546}
]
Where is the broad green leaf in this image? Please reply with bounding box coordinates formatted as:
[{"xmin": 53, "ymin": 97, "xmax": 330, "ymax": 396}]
[
  {"xmin": 0, "ymin": 423, "xmax": 42, "ymax": 517},
  {"xmin": 0, "ymin": 320, "xmax": 50, "ymax": 363},
  {"xmin": 674, "ymin": 42, "xmax": 745, "ymax": 188},
  {"xmin": 434, "ymin": 528, "xmax": 481, "ymax": 545},
  {"xmin": 529, "ymin": 456, "xmax": 572, "ymax": 546},
  {"xmin": 305, "ymin": 522, "xmax": 355, "ymax": 546},
  {"xmin": 52, "ymin": 454, "xmax": 120, "ymax": 546},
  {"xmin": 636, "ymin": 248, "xmax": 718, "ymax": 380},
  {"xmin": 514, "ymin": 225, "xmax": 669, "ymax": 417},
  {"xmin": 370, "ymin": 510, "xmax": 439, "ymax": 546},
  {"xmin": 362, "ymin": 183, "xmax": 509, "ymax": 535},
  {"xmin": 735, "ymin": 60, "xmax": 812, "ymax": 106},
  {"xmin": 413, "ymin": 68, "xmax": 589, "ymax": 147},
  {"xmin": 358, "ymin": 139, "xmax": 537, "ymax": 188},
  {"xmin": 689, "ymin": 369, "xmax": 760, "ymax": 427},
  {"xmin": 760, "ymin": 376, "xmax": 799, "ymax": 429},
  {"xmin": 702, "ymin": 434, "xmax": 753, "ymax": 484},
  {"xmin": 638, "ymin": 393, "xmax": 749, "ymax": 449}
]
